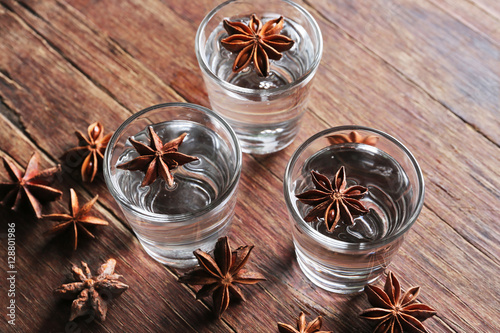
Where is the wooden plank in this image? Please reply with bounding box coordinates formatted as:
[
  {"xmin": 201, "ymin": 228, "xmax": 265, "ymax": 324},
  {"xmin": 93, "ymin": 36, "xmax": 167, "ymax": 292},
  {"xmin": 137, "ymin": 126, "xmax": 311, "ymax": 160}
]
[
  {"xmin": 59, "ymin": 0, "xmax": 209, "ymax": 107},
  {"xmin": 469, "ymin": 0, "xmax": 500, "ymax": 20},
  {"xmin": 0, "ymin": 0, "xmax": 499, "ymax": 332},
  {"xmin": 2, "ymin": 0, "xmax": 184, "ymax": 112},
  {"xmin": 304, "ymin": 0, "xmax": 500, "ymax": 146},
  {"xmin": 425, "ymin": 0, "xmax": 500, "ymax": 45}
]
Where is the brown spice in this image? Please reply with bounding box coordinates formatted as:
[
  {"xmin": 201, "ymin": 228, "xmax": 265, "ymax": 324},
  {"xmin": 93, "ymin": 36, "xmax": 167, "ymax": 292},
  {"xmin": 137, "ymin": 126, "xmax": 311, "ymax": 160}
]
[
  {"xmin": 221, "ymin": 14, "xmax": 294, "ymax": 77},
  {"xmin": 0, "ymin": 152, "xmax": 62, "ymax": 218},
  {"xmin": 43, "ymin": 188, "xmax": 108, "ymax": 250},
  {"xmin": 360, "ymin": 271, "xmax": 437, "ymax": 333},
  {"xmin": 278, "ymin": 311, "xmax": 332, "ymax": 333},
  {"xmin": 178, "ymin": 236, "xmax": 266, "ymax": 317},
  {"xmin": 296, "ymin": 166, "xmax": 369, "ymax": 232},
  {"xmin": 64, "ymin": 122, "xmax": 112, "ymax": 182},
  {"xmin": 54, "ymin": 258, "xmax": 129, "ymax": 322},
  {"xmin": 328, "ymin": 131, "xmax": 379, "ymax": 146},
  {"xmin": 116, "ymin": 127, "xmax": 198, "ymax": 187}
]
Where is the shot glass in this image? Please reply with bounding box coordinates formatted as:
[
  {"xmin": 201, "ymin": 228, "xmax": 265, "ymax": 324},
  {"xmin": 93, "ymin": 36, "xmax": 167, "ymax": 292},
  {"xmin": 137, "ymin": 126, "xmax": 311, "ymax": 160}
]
[
  {"xmin": 195, "ymin": 0, "xmax": 323, "ymax": 154},
  {"xmin": 284, "ymin": 126, "xmax": 425, "ymax": 293},
  {"xmin": 104, "ymin": 103, "xmax": 242, "ymax": 268}
]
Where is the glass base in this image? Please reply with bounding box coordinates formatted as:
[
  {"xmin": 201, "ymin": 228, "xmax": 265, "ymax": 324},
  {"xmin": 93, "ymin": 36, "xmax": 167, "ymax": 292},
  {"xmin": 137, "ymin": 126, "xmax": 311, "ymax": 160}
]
[
  {"xmin": 295, "ymin": 248, "xmax": 384, "ymax": 294},
  {"xmin": 137, "ymin": 232, "xmax": 225, "ymax": 269},
  {"xmin": 235, "ymin": 121, "xmax": 299, "ymax": 155},
  {"xmin": 142, "ymin": 245, "xmax": 199, "ymax": 268},
  {"xmin": 240, "ymin": 134, "xmax": 295, "ymax": 154}
]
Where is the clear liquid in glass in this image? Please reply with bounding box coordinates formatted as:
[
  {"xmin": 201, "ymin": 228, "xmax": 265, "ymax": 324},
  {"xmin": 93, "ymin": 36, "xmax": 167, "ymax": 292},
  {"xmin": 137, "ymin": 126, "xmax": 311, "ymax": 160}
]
[
  {"xmin": 201, "ymin": 15, "xmax": 317, "ymax": 154},
  {"xmin": 113, "ymin": 121, "xmax": 237, "ymax": 267},
  {"xmin": 290, "ymin": 143, "xmax": 413, "ymax": 292}
]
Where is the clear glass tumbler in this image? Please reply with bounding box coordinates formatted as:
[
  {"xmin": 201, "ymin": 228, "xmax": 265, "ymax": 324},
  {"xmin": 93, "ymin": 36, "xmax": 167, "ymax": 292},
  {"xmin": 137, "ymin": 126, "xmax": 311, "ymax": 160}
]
[
  {"xmin": 104, "ymin": 103, "xmax": 242, "ymax": 268},
  {"xmin": 284, "ymin": 126, "xmax": 425, "ymax": 293},
  {"xmin": 196, "ymin": 0, "xmax": 323, "ymax": 154}
]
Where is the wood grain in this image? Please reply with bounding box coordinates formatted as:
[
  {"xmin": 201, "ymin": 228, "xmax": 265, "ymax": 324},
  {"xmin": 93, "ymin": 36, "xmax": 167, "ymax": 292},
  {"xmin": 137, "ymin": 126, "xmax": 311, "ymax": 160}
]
[
  {"xmin": 306, "ymin": 0, "xmax": 500, "ymax": 145},
  {"xmin": 0, "ymin": 0, "xmax": 499, "ymax": 332}
]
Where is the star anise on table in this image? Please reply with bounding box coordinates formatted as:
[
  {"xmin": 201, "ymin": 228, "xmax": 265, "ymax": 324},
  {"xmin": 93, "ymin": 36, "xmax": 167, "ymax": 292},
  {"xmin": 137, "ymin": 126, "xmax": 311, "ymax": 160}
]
[
  {"xmin": 328, "ymin": 131, "xmax": 379, "ymax": 146},
  {"xmin": 360, "ymin": 271, "xmax": 437, "ymax": 333},
  {"xmin": 54, "ymin": 258, "xmax": 129, "ymax": 322},
  {"xmin": 0, "ymin": 152, "xmax": 62, "ymax": 218},
  {"xmin": 278, "ymin": 312, "xmax": 332, "ymax": 333},
  {"xmin": 296, "ymin": 166, "xmax": 369, "ymax": 232},
  {"xmin": 43, "ymin": 188, "xmax": 108, "ymax": 250},
  {"xmin": 221, "ymin": 14, "xmax": 295, "ymax": 77},
  {"xmin": 116, "ymin": 127, "xmax": 198, "ymax": 187},
  {"xmin": 63, "ymin": 122, "xmax": 113, "ymax": 182},
  {"xmin": 178, "ymin": 236, "xmax": 266, "ymax": 318}
]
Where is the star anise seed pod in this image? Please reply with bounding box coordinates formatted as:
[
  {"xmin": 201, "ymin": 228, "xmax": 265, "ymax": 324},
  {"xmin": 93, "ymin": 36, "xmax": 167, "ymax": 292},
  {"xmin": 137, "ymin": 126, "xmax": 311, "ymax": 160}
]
[
  {"xmin": 0, "ymin": 152, "xmax": 62, "ymax": 218},
  {"xmin": 116, "ymin": 127, "xmax": 198, "ymax": 187},
  {"xmin": 296, "ymin": 166, "xmax": 369, "ymax": 232},
  {"xmin": 43, "ymin": 188, "xmax": 108, "ymax": 250},
  {"xmin": 360, "ymin": 271, "xmax": 437, "ymax": 333},
  {"xmin": 178, "ymin": 236, "xmax": 266, "ymax": 318},
  {"xmin": 221, "ymin": 14, "xmax": 295, "ymax": 77},
  {"xmin": 278, "ymin": 311, "xmax": 332, "ymax": 333},
  {"xmin": 328, "ymin": 131, "xmax": 379, "ymax": 146},
  {"xmin": 63, "ymin": 122, "xmax": 113, "ymax": 183},
  {"xmin": 54, "ymin": 258, "xmax": 129, "ymax": 322}
]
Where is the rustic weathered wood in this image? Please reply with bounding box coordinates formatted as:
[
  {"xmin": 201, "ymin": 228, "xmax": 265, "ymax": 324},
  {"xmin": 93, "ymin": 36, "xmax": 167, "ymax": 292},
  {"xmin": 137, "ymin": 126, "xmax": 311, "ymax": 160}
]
[
  {"xmin": 306, "ymin": 0, "xmax": 500, "ymax": 145},
  {"xmin": 0, "ymin": 0, "xmax": 499, "ymax": 332},
  {"xmin": 426, "ymin": 0, "xmax": 500, "ymax": 44}
]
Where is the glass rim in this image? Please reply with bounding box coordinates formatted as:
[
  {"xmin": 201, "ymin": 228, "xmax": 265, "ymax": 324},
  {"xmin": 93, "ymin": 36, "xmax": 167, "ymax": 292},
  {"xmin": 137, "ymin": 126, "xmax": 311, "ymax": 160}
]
[
  {"xmin": 103, "ymin": 102, "xmax": 242, "ymax": 224},
  {"xmin": 283, "ymin": 125, "xmax": 425, "ymax": 250},
  {"xmin": 195, "ymin": 0, "xmax": 323, "ymax": 96}
]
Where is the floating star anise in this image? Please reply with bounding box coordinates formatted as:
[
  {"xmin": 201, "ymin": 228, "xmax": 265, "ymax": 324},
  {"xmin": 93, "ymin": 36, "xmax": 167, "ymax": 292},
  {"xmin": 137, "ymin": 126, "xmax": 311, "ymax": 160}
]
[
  {"xmin": 116, "ymin": 127, "xmax": 198, "ymax": 187},
  {"xmin": 360, "ymin": 271, "xmax": 437, "ymax": 333},
  {"xmin": 43, "ymin": 188, "xmax": 108, "ymax": 250},
  {"xmin": 64, "ymin": 122, "xmax": 113, "ymax": 182},
  {"xmin": 296, "ymin": 166, "xmax": 369, "ymax": 232},
  {"xmin": 221, "ymin": 14, "xmax": 295, "ymax": 77},
  {"xmin": 0, "ymin": 152, "xmax": 62, "ymax": 218},
  {"xmin": 54, "ymin": 258, "xmax": 129, "ymax": 322},
  {"xmin": 328, "ymin": 131, "xmax": 379, "ymax": 146},
  {"xmin": 278, "ymin": 312, "xmax": 332, "ymax": 333},
  {"xmin": 178, "ymin": 236, "xmax": 266, "ymax": 317}
]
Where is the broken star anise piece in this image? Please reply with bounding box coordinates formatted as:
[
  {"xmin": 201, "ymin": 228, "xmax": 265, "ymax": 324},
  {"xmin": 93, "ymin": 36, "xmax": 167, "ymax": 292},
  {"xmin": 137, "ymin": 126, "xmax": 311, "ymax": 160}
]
[
  {"xmin": 360, "ymin": 271, "xmax": 437, "ymax": 333},
  {"xmin": 328, "ymin": 131, "xmax": 379, "ymax": 146},
  {"xmin": 116, "ymin": 127, "xmax": 198, "ymax": 187},
  {"xmin": 296, "ymin": 166, "xmax": 369, "ymax": 232},
  {"xmin": 0, "ymin": 152, "xmax": 62, "ymax": 218},
  {"xmin": 64, "ymin": 122, "xmax": 113, "ymax": 183},
  {"xmin": 54, "ymin": 258, "xmax": 129, "ymax": 322},
  {"xmin": 178, "ymin": 236, "xmax": 266, "ymax": 318},
  {"xmin": 221, "ymin": 14, "xmax": 295, "ymax": 77},
  {"xmin": 43, "ymin": 188, "xmax": 108, "ymax": 250},
  {"xmin": 278, "ymin": 311, "xmax": 332, "ymax": 333}
]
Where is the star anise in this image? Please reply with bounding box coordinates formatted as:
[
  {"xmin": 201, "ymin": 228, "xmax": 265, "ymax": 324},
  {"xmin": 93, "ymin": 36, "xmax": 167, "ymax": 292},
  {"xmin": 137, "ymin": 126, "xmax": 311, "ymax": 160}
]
[
  {"xmin": 328, "ymin": 131, "xmax": 379, "ymax": 146},
  {"xmin": 54, "ymin": 258, "xmax": 129, "ymax": 322},
  {"xmin": 0, "ymin": 152, "xmax": 62, "ymax": 218},
  {"xmin": 43, "ymin": 188, "xmax": 108, "ymax": 250},
  {"xmin": 221, "ymin": 14, "xmax": 295, "ymax": 77},
  {"xmin": 116, "ymin": 127, "xmax": 198, "ymax": 187},
  {"xmin": 63, "ymin": 122, "xmax": 113, "ymax": 182},
  {"xmin": 278, "ymin": 312, "xmax": 332, "ymax": 333},
  {"xmin": 296, "ymin": 166, "xmax": 369, "ymax": 232},
  {"xmin": 178, "ymin": 236, "xmax": 266, "ymax": 318},
  {"xmin": 360, "ymin": 271, "xmax": 437, "ymax": 333}
]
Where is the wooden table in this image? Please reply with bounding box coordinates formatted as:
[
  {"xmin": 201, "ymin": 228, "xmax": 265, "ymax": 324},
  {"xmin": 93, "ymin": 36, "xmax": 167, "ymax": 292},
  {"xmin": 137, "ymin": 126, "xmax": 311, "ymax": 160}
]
[{"xmin": 1, "ymin": 0, "xmax": 499, "ymax": 332}]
